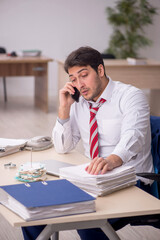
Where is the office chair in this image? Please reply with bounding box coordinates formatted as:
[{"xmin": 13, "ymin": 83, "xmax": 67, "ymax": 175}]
[
  {"xmin": 0, "ymin": 47, "xmax": 7, "ymax": 102},
  {"xmin": 112, "ymin": 116, "xmax": 160, "ymax": 231},
  {"xmin": 137, "ymin": 115, "xmax": 160, "ymax": 198}
]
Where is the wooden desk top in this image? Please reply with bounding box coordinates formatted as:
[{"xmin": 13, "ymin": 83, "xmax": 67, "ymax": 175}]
[
  {"xmin": 57, "ymin": 59, "xmax": 160, "ymax": 66},
  {"xmin": 103, "ymin": 59, "xmax": 160, "ymax": 67},
  {"xmin": 0, "ymin": 148, "xmax": 160, "ymax": 227},
  {"xmin": 0, "ymin": 54, "xmax": 53, "ymax": 63}
]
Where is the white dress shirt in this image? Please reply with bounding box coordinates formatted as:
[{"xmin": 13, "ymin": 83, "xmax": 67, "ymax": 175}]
[{"xmin": 52, "ymin": 78, "xmax": 154, "ymax": 184}]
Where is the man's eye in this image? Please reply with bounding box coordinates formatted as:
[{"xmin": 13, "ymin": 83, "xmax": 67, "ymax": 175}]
[
  {"xmin": 82, "ymin": 74, "xmax": 87, "ymax": 78},
  {"xmin": 71, "ymin": 79, "xmax": 76, "ymax": 83}
]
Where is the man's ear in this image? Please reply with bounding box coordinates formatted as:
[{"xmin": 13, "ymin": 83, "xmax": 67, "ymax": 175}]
[{"xmin": 98, "ymin": 64, "xmax": 105, "ymax": 77}]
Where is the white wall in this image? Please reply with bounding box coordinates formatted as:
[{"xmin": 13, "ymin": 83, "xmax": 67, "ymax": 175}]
[{"xmin": 0, "ymin": 0, "xmax": 160, "ymax": 98}]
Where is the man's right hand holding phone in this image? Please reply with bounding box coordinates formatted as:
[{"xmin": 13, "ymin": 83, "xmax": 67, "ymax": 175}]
[{"xmin": 58, "ymin": 82, "xmax": 79, "ymax": 120}]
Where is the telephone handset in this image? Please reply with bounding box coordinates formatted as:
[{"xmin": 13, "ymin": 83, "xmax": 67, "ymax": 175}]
[{"xmin": 71, "ymin": 87, "xmax": 80, "ymax": 102}]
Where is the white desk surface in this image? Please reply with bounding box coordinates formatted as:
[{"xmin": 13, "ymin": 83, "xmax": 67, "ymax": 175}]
[{"xmin": 0, "ymin": 148, "xmax": 160, "ymax": 228}]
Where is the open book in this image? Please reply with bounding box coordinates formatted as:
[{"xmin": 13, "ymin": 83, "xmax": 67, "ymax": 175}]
[{"xmin": 60, "ymin": 164, "xmax": 137, "ymax": 197}]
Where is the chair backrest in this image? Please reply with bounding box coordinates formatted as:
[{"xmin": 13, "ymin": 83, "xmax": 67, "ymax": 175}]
[
  {"xmin": 150, "ymin": 116, "xmax": 160, "ymax": 172},
  {"xmin": 150, "ymin": 116, "xmax": 160, "ymax": 198}
]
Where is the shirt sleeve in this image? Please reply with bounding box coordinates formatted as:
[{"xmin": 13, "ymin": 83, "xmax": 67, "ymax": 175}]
[
  {"xmin": 112, "ymin": 88, "xmax": 151, "ymax": 163},
  {"xmin": 57, "ymin": 117, "xmax": 70, "ymax": 125},
  {"xmin": 52, "ymin": 106, "xmax": 81, "ymax": 153}
]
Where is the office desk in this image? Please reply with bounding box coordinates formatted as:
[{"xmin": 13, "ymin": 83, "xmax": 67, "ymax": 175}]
[
  {"xmin": 57, "ymin": 59, "xmax": 160, "ymax": 115},
  {"xmin": 0, "ymin": 148, "xmax": 160, "ymax": 240},
  {"xmin": 0, "ymin": 55, "xmax": 53, "ymax": 112}
]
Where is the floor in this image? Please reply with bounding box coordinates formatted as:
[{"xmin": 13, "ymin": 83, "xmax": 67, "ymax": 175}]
[{"xmin": 0, "ymin": 96, "xmax": 160, "ymax": 240}]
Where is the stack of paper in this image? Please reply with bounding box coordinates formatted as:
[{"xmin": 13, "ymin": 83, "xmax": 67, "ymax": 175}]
[
  {"xmin": 60, "ymin": 164, "xmax": 137, "ymax": 197},
  {"xmin": 21, "ymin": 50, "xmax": 41, "ymax": 57},
  {"xmin": 0, "ymin": 179, "xmax": 95, "ymax": 221},
  {"xmin": 0, "ymin": 138, "xmax": 27, "ymax": 157},
  {"xmin": 0, "ymin": 136, "xmax": 53, "ymax": 158}
]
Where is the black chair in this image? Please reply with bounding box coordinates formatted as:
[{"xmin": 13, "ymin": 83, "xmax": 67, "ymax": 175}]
[{"xmin": 0, "ymin": 47, "xmax": 7, "ymax": 102}]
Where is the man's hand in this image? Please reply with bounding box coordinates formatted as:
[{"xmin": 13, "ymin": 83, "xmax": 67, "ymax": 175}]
[
  {"xmin": 85, "ymin": 154, "xmax": 123, "ymax": 175},
  {"xmin": 58, "ymin": 82, "xmax": 76, "ymax": 119}
]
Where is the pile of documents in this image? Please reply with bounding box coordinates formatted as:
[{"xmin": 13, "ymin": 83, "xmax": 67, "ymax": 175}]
[
  {"xmin": 0, "ymin": 179, "xmax": 95, "ymax": 221},
  {"xmin": 60, "ymin": 163, "xmax": 137, "ymax": 197},
  {"xmin": 0, "ymin": 138, "xmax": 27, "ymax": 157},
  {"xmin": 21, "ymin": 50, "xmax": 41, "ymax": 57},
  {"xmin": 0, "ymin": 137, "xmax": 53, "ymax": 158}
]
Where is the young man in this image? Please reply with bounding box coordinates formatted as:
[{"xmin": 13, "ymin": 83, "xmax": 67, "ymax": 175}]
[
  {"xmin": 52, "ymin": 46, "xmax": 154, "ymax": 240},
  {"xmin": 22, "ymin": 46, "xmax": 154, "ymax": 240},
  {"xmin": 53, "ymin": 46, "xmax": 153, "ymax": 178}
]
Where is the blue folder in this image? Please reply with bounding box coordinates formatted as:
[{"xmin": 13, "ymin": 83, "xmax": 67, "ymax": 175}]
[
  {"xmin": 0, "ymin": 179, "xmax": 95, "ymax": 208},
  {"xmin": 0, "ymin": 179, "xmax": 96, "ymax": 220}
]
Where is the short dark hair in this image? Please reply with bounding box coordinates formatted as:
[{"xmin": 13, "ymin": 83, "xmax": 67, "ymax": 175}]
[{"xmin": 64, "ymin": 46, "xmax": 106, "ymax": 75}]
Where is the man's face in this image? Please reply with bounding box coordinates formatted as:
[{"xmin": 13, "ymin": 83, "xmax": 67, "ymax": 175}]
[{"xmin": 68, "ymin": 65, "xmax": 104, "ymax": 102}]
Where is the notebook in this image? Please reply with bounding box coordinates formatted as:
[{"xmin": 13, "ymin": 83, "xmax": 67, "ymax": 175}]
[{"xmin": 41, "ymin": 159, "xmax": 74, "ymax": 177}]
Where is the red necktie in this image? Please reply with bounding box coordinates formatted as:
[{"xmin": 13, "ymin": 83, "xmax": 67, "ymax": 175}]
[{"xmin": 89, "ymin": 98, "xmax": 106, "ymax": 159}]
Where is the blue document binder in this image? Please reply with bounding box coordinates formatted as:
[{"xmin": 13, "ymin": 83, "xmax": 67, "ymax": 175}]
[{"xmin": 0, "ymin": 179, "xmax": 96, "ymax": 221}]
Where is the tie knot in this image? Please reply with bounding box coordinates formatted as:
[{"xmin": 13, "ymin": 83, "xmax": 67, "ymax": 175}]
[
  {"xmin": 99, "ymin": 98, "xmax": 106, "ymax": 105},
  {"xmin": 89, "ymin": 98, "xmax": 106, "ymax": 114}
]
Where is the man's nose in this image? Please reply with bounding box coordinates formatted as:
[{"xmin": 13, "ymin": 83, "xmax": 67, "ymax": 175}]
[{"xmin": 77, "ymin": 78, "xmax": 85, "ymax": 89}]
